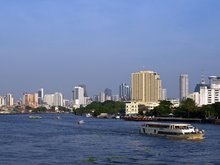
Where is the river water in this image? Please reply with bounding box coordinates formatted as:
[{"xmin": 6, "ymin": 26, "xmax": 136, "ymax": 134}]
[{"xmin": 0, "ymin": 114, "xmax": 220, "ymax": 165}]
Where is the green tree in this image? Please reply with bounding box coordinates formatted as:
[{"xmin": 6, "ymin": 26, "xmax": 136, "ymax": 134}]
[
  {"xmin": 152, "ymin": 100, "xmax": 173, "ymax": 117},
  {"xmin": 178, "ymin": 98, "xmax": 197, "ymax": 118}
]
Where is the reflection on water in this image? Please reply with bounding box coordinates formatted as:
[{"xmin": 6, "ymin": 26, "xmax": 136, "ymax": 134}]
[{"xmin": 0, "ymin": 114, "xmax": 220, "ymax": 164}]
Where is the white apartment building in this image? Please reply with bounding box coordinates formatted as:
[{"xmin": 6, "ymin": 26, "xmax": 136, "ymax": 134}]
[
  {"xmin": 54, "ymin": 92, "xmax": 63, "ymax": 107},
  {"xmin": 125, "ymin": 102, "xmax": 139, "ymax": 115},
  {"xmin": 190, "ymin": 76, "xmax": 220, "ymax": 106},
  {"xmin": 44, "ymin": 94, "xmax": 54, "ymax": 107},
  {"xmin": 0, "ymin": 96, "xmax": 6, "ymax": 107}
]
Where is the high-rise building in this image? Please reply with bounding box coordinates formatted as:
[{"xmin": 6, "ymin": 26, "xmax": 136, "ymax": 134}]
[
  {"xmin": 161, "ymin": 89, "xmax": 167, "ymax": 101},
  {"xmin": 104, "ymin": 88, "xmax": 112, "ymax": 101},
  {"xmin": 74, "ymin": 86, "xmax": 85, "ymax": 106},
  {"xmin": 179, "ymin": 74, "xmax": 189, "ymax": 101},
  {"xmin": 79, "ymin": 84, "xmax": 88, "ymax": 97},
  {"xmin": 6, "ymin": 93, "xmax": 14, "ymax": 107},
  {"xmin": 209, "ymin": 76, "xmax": 220, "ymax": 89},
  {"xmin": 23, "ymin": 93, "xmax": 38, "ymax": 108},
  {"xmin": 132, "ymin": 70, "xmax": 162, "ymax": 103},
  {"xmin": 119, "ymin": 83, "xmax": 131, "ymax": 101},
  {"xmin": 195, "ymin": 76, "xmax": 220, "ymax": 106},
  {"xmin": 0, "ymin": 96, "xmax": 6, "ymax": 107},
  {"xmin": 38, "ymin": 88, "xmax": 44, "ymax": 105},
  {"xmin": 44, "ymin": 94, "xmax": 54, "ymax": 107},
  {"xmin": 54, "ymin": 92, "xmax": 63, "ymax": 107},
  {"xmin": 99, "ymin": 91, "xmax": 106, "ymax": 103}
]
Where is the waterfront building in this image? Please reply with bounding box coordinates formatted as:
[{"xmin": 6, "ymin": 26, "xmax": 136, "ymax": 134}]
[
  {"xmin": 6, "ymin": 93, "xmax": 14, "ymax": 107},
  {"xmin": 54, "ymin": 92, "xmax": 63, "ymax": 107},
  {"xmin": 38, "ymin": 88, "xmax": 44, "ymax": 105},
  {"xmin": 179, "ymin": 74, "xmax": 189, "ymax": 101},
  {"xmin": 131, "ymin": 70, "xmax": 162, "ymax": 105},
  {"xmin": 188, "ymin": 92, "xmax": 200, "ymax": 106},
  {"xmin": 119, "ymin": 83, "xmax": 131, "ymax": 101},
  {"xmin": 112, "ymin": 95, "xmax": 120, "ymax": 102},
  {"xmin": 23, "ymin": 93, "xmax": 38, "ymax": 109},
  {"xmin": 167, "ymin": 98, "xmax": 180, "ymax": 108},
  {"xmin": 44, "ymin": 94, "xmax": 54, "ymax": 107},
  {"xmin": 105, "ymin": 88, "xmax": 112, "ymax": 101},
  {"xmin": 125, "ymin": 102, "xmax": 139, "ymax": 115},
  {"xmin": 190, "ymin": 76, "xmax": 220, "ymax": 106},
  {"xmin": 99, "ymin": 91, "xmax": 106, "ymax": 103},
  {"xmin": 0, "ymin": 96, "xmax": 6, "ymax": 107},
  {"xmin": 161, "ymin": 89, "xmax": 167, "ymax": 101},
  {"xmin": 73, "ymin": 86, "xmax": 87, "ymax": 108}
]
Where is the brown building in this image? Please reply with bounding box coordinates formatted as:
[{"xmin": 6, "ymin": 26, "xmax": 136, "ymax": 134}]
[
  {"xmin": 23, "ymin": 93, "xmax": 38, "ymax": 109},
  {"xmin": 132, "ymin": 70, "xmax": 162, "ymax": 104}
]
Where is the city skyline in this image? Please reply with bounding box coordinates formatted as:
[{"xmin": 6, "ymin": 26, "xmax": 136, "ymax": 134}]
[{"xmin": 0, "ymin": 0, "xmax": 220, "ymax": 99}]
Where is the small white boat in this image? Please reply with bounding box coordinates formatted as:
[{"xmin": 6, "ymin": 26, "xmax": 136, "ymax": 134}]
[
  {"xmin": 115, "ymin": 115, "xmax": 120, "ymax": 119},
  {"xmin": 29, "ymin": 115, "xmax": 42, "ymax": 119},
  {"xmin": 77, "ymin": 120, "xmax": 85, "ymax": 125},
  {"xmin": 86, "ymin": 113, "xmax": 92, "ymax": 118},
  {"xmin": 140, "ymin": 122, "xmax": 205, "ymax": 140}
]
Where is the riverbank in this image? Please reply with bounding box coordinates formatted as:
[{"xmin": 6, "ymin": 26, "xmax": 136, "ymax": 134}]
[{"xmin": 123, "ymin": 115, "xmax": 220, "ymax": 124}]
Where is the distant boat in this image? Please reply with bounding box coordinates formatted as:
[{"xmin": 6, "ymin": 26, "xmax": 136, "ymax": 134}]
[
  {"xmin": 56, "ymin": 116, "xmax": 61, "ymax": 120},
  {"xmin": 29, "ymin": 115, "xmax": 42, "ymax": 119},
  {"xmin": 115, "ymin": 115, "xmax": 120, "ymax": 119},
  {"xmin": 86, "ymin": 113, "xmax": 92, "ymax": 118},
  {"xmin": 77, "ymin": 120, "xmax": 85, "ymax": 125}
]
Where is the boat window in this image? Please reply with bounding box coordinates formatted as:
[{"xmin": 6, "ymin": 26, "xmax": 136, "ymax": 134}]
[
  {"xmin": 148, "ymin": 124, "xmax": 169, "ymax": 128},
  {"xmin": 174, "ymin": 126, "xmax": 187, "ymax": 129}
]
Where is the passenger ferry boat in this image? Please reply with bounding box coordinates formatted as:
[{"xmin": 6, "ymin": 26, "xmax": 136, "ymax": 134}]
[{"xmin": 140, "ymin": 122, "xmax": 205, "ymax": 140}]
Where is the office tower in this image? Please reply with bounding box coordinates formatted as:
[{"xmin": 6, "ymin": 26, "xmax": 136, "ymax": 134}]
[
  {"xmin": 198, "ymin": 76, "xmax": 220, "ymax": 106},
  {"xmin": 99, "ymin": 91, "xmax": 106, "ymax": 103},
  {"xmin": 6, "ymin": 93, "xmax": 14, "ymax": 107},
  {"xmin": 0, "ymin": 96, "xmax": 6, "ymax": 107},
  {"xmin": 44, "ymin": 94, "xmax": 54, "ymax": 107},
  {"xmin": 179, "ymin": 74, "xmax": 189, "ymax": 101},
  {"xmin": 209, "ymin": 76, "xmax": 220, "ymax": 89},
  {"xmin": 104, "ymin": 88, "xmax": 112, "ymax": 101},
  {"xmin": 74, "ymin": 86, "xmax": 85, "ymax": 106},
  {"xmin": 54, "ymin": 92, "xmax": 63, "ymax": 107},
  {"xmin": 23, "ymin": 93, "xmax": 38, "ymax": 108},
  {"xmin": 38, "ymin": 88, "xmax": 44, "ymax": 105},
  {"xmin": 119, "ymin": 83, "xmax": 131, "ymax": 101},
  {"xmin": 79, "ymin": 84, "xmax": 88, "ymax": 97},
  {"xmin": 161, "ymin": 89, "xmax": 167, "ymax": 100},
  {"xmin": 132, "ymin": 70, "xmax": 162, "ymax": 103}
]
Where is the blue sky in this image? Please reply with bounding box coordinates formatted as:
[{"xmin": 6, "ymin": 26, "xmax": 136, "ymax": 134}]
[{"xmin": 0, "ymin": 0, "xmax": 220, "ymax": 100}]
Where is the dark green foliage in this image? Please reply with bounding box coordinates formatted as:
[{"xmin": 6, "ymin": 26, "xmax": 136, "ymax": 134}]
[
  {"xmin": 74, "ymin": 101, "xmax": 125, "ymax": 116},
  {"xmin": 152, "ymin": 100, "xmax": 173, "ymax": 117},
  {"xmin": 32, "ymin": 106, "xmax": 47, "ymax": 113}
]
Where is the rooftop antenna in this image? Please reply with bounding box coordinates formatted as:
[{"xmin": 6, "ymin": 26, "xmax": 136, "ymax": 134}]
[{"xmin": 201, "ymin": 71, "xmax": 205, "ymax": 84}]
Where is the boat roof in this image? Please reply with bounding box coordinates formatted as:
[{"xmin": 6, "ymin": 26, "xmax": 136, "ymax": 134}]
[{"xmin": 143, "ymin": 122, "xmax": 192, "ymax": 126}]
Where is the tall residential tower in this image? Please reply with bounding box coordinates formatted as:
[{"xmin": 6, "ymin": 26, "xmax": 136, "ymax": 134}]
[
  {"xmin": 179, "ymin": 74, "xmax": 189, "ymax": 101},
  {"xmin": 132, "ymin": 70, "xmax": 162, "ymax": 104}
]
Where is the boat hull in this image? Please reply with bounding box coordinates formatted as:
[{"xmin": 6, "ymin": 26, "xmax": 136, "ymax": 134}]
[{"xmin": 140, "ymin": 130, "xmax": 204, "ymax": 140}]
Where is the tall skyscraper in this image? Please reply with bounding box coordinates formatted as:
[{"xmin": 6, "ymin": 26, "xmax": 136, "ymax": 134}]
[
  {"xmin": 74, "ymin": 86, "xmax": 85, "ymax": 106},
  {"xmin": 6, "ymin": 93, "xmax": 14, "ymax": 107},
  {"xmin": 179, "ymin": 74, "xmax": 189, "ymax": 101},
  {"xmin": 119, "ymin": 83, "xmax": 131, "ymax": 101},
  {"xmin": 54, "ymin": 92, "xmax": 63, "ymax": 107},
  {"xmin": 161, "ymin": 89, "xmax": 167, "ymax": 100},
  {"xmin": 104, "ymin": 88, "xmax": 112, "ymax": 101},
  {"xmin": 132, "ymin": 70, "xmax": 162, "ymax": 103},
  {"xmin": 38, "ymin": 88, "xmax": 44, "ymax": 105}
]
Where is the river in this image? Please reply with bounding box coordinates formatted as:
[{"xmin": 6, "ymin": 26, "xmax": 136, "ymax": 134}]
[{"xmin": 0, "ymin": 114, "xmax": 219, "ymax": 165}]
